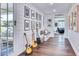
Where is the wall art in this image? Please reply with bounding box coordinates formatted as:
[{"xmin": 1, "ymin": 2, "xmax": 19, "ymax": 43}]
[
  {"xmin": 36, "ymin": 12, "xmax": 39, "ymax": 20},
  {"xmin": 38, "ymin": 14, "xmax": 42, "ymax": 21},
  {"xmin": 24, "ymin": 20, "xmax": 30, "ymax": 31},
  {"xmin": 31, "ymin": 10, "xmax": 36, "ymax": 19},
  {"xmin": 24, "ymin": 6, "xmax": 30, "ymax": 18},
  {"xmin": 39, "ymin": 22, "xmax": 41, "ymax": 29},
  {"xmin": 31, "ymin": 21, "xmax": 36, "ymax": 30},
  {"xmin": 36, "ymin": 22, "xmax": 39, "ymax": 29}
]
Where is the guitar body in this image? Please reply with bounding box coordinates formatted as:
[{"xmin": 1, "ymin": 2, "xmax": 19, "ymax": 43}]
[
  {"xmin": 32, "ymin": 40, "xmax": 38, "ymax": 48},
  {"xmin": 25, "ymin": 44, "xmax": 33, "ymax": 55},
  {"xmin": 24, "ymin": 33, "xmax": 33, "ymax": 55}
]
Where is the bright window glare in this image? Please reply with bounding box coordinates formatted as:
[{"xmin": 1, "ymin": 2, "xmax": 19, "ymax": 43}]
[
  {"xmin": 1, "ymin": 14, "xmax": 13, "ymax": 20},
  {"xmin": 55, "ymin": 17, "xmax": 65, "ymax": 28}
]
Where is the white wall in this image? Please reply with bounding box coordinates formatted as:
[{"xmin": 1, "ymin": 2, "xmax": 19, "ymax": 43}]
[
  {"xmin": 13, "ymin": 3, "xmax": 25, "ymax": 55},
  {"xmin": 63, "ymin": 15, "xmax": 68, "ymax": 38},
  {"xmin": 11, "ymin": 3, "xmax": 44, "ymax": 56},
  {"xmin": 67, "ymin": 4, "xmax": 79, "ymax": 56},
  {"xmin": 10, "ymin": 3, "xmax": 56, "ymax": 56},
  {"xmin": 62, "ymin": 13, "xmax": 79, "ymax": 56},
  {"xmin": 68, "ymin": 30, "xmax": 79, "ymax": 56}
]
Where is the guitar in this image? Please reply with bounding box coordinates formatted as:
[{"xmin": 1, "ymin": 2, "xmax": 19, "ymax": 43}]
[
  {"xmin": 32, "ymin": 30, "xmax": 38, "ymax": 48},
  {"xmin": 36, "ymin": 28, "xmax": 41, "ymax": 45},
  {"xmin": 24, "ymin": 33, "xmax": 33, "ymax": 55}
]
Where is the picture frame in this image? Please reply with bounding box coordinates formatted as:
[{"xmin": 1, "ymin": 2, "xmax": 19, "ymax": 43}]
[
  {"xmin": 24, "ymin": 20, "xmax": 30, "ymax": 31},
  {"xmin": 36, "ymin": 22, "xmax": 39, "ymax": 29},
  {"xmin": 36, "ymin": 12, "xmax": 39, "ymax": 20},
  {"xmin": 39, "ymin": 22, "xmax": 41, "ymax": 29},
  {"xmin": 38, "ymin": 14, "xmax": 42, "ymax": 21},
  {"xmin": 31, "ymin": 10, "xmax": 36, "ymax": 19},
  {"xmin": 24, "ymin": 6, "xmax": 30, "ymax": 18},
  {"xmin": 31, "ymin": 21, "xmax": 36, "ymax": 30}
]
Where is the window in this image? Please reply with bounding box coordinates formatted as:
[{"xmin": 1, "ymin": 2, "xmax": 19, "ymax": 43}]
[{"xmin": 0, "ymin": 3, "xmax": 14, "ymax": 56}]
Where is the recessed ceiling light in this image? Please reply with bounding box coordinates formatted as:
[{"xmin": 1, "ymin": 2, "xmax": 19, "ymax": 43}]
[{"xmin": 53, "ymin": 9, "xmax": 56, "ymax": 12}]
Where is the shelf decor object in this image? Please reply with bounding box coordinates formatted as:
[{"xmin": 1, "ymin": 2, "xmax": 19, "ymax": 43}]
[{"xmin": 47, "ymin": 19, "xmax": 52, "ymax": 27}]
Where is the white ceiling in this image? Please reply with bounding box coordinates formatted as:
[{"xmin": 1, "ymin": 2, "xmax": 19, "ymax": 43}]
[{"xmin": 29, "ymin": 3, "xmax": 74, "ymax": 15}]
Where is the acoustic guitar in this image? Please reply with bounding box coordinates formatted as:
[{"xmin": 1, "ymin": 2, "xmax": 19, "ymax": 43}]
[
  {"xmin": 32, "ymin": 30, "xmax": 38, "ymax": 48},
  {"xmin": 24, "ymin": 33, "xmax": 33, "ymax": 55}
]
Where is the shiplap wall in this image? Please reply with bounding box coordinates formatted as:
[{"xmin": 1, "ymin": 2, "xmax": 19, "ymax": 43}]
[{"xmin": 12, "ymin": 3, "xmax": 44, "ymax": 56}]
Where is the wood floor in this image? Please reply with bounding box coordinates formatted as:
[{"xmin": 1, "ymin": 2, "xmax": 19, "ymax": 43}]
[{"xmin": 20, "ymin": 35, "xmax": 76, "ymax": 56}]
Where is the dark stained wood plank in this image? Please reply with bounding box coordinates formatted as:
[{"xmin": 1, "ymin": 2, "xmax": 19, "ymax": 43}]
[{"xmin": 19, "ymin": 35, "xmax": 76, "ymax": 56}]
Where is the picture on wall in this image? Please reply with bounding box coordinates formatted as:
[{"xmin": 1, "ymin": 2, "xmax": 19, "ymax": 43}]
[
  {"xmin": 24, "ymin": 6, "xmax": 30, "ymax": 18},
  {"xmin": 24, "ymin": 20, "xmax": 30, "ymax": 31},
  {"xmin": 43, "ymin": 16, "xmax": 44, "ymax": 26},
  {"xmin": 38, "ymin": 14, "xmax": 42, "ymax": 21},
  {"xmin": 36, "ymin": 12, "xmax": 39, "ymax": 20},
  {"xmin": 36, "ymin": 22, "xmax": 39, "ymax": 29},
  {"xmin": 31, "ymin": 21, "xmax": 36, "ymax": 30},
  {"xmin": 39, "ymin": 22, "xmax": 41, "ymax": 29},
  {"xmin": 31, "ymin": 10, "xmax": 36, "ymax": 19}
]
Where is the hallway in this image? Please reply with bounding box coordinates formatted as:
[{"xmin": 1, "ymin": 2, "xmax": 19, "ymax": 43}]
[
  {"xmin": 0, "ymin": 3, "xmax": 79, "ymax": 56},
  {"xmin": 20, "ymin": 35, "xmax": 76, "ymax": 56}
]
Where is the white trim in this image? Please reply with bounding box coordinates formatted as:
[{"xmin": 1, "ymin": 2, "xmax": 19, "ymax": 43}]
[{"xmin": 68, "ymin": 38, "xmax": 79, "ymax": 56}]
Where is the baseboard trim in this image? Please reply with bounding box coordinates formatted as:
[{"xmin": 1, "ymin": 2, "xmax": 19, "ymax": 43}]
[
  {"xmin": 66, "ymin": 38, "xmax": 77, "ymax": 56},
  {"xmin": 18, "ymin": 51, "xmax": 25, "ymax": 56}
]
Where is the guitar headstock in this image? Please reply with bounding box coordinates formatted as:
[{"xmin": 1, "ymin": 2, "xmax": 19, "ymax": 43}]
[{"xmin": 24, "ymin": 33, "xmax": 26, "ymax": 36}]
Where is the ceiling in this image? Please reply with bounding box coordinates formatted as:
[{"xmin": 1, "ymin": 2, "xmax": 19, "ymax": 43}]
[{"xmin": 29, "ymin": 3, "xmax": 74, "ymax": 15}]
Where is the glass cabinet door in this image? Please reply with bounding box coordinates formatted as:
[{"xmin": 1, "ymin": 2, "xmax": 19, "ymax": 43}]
[{"xmin": 0, "ymin": 3, "xmax": 14, "ymax": 56}]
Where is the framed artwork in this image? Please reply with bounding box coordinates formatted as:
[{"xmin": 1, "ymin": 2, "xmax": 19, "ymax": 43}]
[
  {"xmin": 38, "ymin": 14, "xmax": 42, "ymax": 21},
  {"xmin": 39, "ymin": 22, "xmax": 41, "ymax": 29},
  {"xmin": 43, "ymin": 16, "xmax": 44, "ymax": 26},
  {"xmin": 24, "ymin": 6, "xmax": 30, "ymax": 18},
  {"xmin": 36, "ymin": 22, "xmax": 39, "ymax": 29},
  {"xmin": 31, "ymin": 10, "xmax": 36, "ymax": 19},
  {"xmin": 24, "ymin": 20, "xmax": 30, "ymax": 31},
  {"xmin": 36, "ymin": 12, "xmax": 39, "ymax": 20},
  {"xmin": 31, "ymin": 21, "xmax": 36, "ymax": 30}
]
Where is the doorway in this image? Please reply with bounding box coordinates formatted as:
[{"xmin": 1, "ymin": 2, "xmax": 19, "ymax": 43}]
[{"xmin": 54, "ymin": 15, "xmax": 65, "ymax": 40}]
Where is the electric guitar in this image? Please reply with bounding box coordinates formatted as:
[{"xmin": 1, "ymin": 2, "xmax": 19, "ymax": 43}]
[
  {"xmin": 24, "ymin": 33, "xmax": 33, "ymax": 55},
  {"xmin": 32, "ymin": 30, "xmax": 38, "ymax": 48}
]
